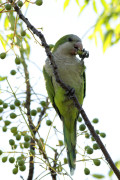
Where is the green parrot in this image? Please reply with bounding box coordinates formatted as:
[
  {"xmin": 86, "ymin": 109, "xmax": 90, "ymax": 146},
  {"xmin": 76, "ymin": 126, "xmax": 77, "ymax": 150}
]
[{"xmin": 43, "ymin": 34, "xmax": 86, "ymax": 175}]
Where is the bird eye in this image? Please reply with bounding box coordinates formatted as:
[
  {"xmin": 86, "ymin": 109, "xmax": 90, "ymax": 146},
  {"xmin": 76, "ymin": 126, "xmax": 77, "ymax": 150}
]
[{"xmin": 68, "ymin": 37, "xmax": 73, "ymax": 42}]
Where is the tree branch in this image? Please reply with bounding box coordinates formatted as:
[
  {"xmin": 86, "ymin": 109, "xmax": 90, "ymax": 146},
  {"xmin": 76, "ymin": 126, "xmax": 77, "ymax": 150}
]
[
  {"xmin": 14, "ymin": 4, "xmax": 120, "ymax": 179},
  {"xmin": 20, "ymin": 51, "xmax": 35, "ymax": 180}
]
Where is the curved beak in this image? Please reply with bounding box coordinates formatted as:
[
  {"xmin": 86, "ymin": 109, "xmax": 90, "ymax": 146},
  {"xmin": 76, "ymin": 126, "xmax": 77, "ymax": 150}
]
[{"xmin": 74, "ymin": 41, "xmax": 83, "ymax": 51}]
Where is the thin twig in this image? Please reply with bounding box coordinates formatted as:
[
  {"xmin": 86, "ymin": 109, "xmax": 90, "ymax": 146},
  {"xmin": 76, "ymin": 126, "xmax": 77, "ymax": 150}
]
[
  {"xmin": 14, "ymin": 3, "xmax": 120, "ymax": 179},
  {"xmin": 35, "ymin": 97, "xmax": 49, "ymax": 133}
]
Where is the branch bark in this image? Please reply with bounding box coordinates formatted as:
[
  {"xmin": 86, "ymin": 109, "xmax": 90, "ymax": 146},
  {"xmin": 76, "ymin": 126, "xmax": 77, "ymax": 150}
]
[
  {"xmin": 14, "ymin": 4, "xmax": 120, "ymax": 179},
  {"xmin": 20, "ymin": 51, "xmax": 35, "ymax": 180}
]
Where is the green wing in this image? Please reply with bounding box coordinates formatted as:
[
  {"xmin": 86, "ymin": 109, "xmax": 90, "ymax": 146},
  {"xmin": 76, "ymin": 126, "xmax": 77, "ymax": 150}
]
[
  {"xmin": 83, "ymin": 71, "xmax": 86, "ymax": 99},
  {"xmin": 43, "ymin": 66, "xmax": 61, "ymax": 118}
]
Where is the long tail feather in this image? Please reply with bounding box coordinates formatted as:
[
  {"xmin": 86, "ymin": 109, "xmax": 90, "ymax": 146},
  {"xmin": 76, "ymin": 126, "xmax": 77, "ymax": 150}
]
[{"xmin": 63, "ymin": 120, "xmax": 77, "ymax": 175}]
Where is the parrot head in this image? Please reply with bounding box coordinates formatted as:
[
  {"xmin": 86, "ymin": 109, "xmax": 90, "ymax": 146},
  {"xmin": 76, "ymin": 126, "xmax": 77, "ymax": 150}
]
[{"xmin": 53, "ymin": 34, "xmax": 83, "ymax": 56}]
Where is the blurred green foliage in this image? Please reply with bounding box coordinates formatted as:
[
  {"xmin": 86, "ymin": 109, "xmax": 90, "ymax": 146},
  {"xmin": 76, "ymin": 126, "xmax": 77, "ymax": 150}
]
[{"xmin": 64, "ymin": 0, "xmax": 120, "ymax": 52}]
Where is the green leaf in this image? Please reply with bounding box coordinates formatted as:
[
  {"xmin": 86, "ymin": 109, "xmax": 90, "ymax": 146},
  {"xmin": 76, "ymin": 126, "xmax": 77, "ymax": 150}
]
[
  {"xmin": 0, "ymin": 35, "xmax": 7, "ymax": 51},
  {"xmin": 75, "ymin": 0, "xmax": 79, "ymax": 6},
  {"xmin": 100, "ymin": 0, "xmax": 109, "ymax": 9},
  {"xmin": 103, "ymin": 29, "xmax": 114, "ymax": 52},
  {"xmin": 99, "ymin": 28, "xmax": 104, "ymax": 42},
  {"xmin": 7, "ymin": 33, "xmax": 14, "ymax": 40},
  {"xmin": 25, "ymin": 0, "xmax": 30, "ymax": 8},
  {"xmin": 95, "ymin": 17, "xmax": 104, "ymax": 32},
  {"xmin": 0, "ymin": 9, "xmax": 3, "ymax": 19},
  {"xmin": 64, "ymin": 0, "xmax": 71, "ymax": 10},
  {"xmin": 26, "ymin": 34, "xmax": 31, "ymax": 39},
  {"xmin": 79, "ymin": 4, "xmax": 87, "ymax": 14},
  {"xmin": 115, "ymin": 24, "xmax": 120, "ymax": 38},
  {"xmin": 109, "ymin": 169, "xmax": 113, "ymax": 177},
  {"xmin": 25, "ymin": 42, "xmax": 30, "ymax": 59},
  {"xmin": 0, "ymin": 76, "xmax": 7, "ymax": 81},
  {"xmin": 93, "ymin": 0, "xmax": 97, "ymax": 13},
  {"xmin": 9, "ymin": 13, "xmax": 15, "ymax": 31},
  {"xmin": 115, "ymin": 160, "xmax": 120, "ymax": 169},
  {"xmin": 4, "ymin": 17, "xmax": 9, "ymax": 30},
  {"xmin": 92, "ymin": 174, "xmax": 105, "ymax": 179}
]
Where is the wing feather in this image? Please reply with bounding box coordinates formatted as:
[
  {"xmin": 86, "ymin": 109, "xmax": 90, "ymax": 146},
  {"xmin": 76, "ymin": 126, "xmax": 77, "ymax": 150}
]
[{"xmin": 43, "ymin": 66, "xmax": 61, "ymax": 119}]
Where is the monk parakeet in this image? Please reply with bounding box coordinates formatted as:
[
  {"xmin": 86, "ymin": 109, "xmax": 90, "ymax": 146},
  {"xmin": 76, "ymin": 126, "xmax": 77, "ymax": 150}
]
[{"xmin": 43, "ymin": 34, "xmax": 87, "ymax": 175}]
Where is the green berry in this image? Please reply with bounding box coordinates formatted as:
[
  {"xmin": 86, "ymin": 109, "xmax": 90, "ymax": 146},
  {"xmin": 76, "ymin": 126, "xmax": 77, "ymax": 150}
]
[
  {"xmin": 84, "ymin": 168, "xmax": 90, "ymax": 175},
  {"xmin": 85, "ymin": 145, "xmax": 91, "ymax": 151},
  {"xmin": 24, "ymin": 135, "xmax": 30, "ymax": 142},
  {"xmin": 0, "ymin": 52, "xmax": 6, "ymax": 59},
  {"xmin": 78, "ymin": 117, "xmax": 82, "ymax": 122},
  {"xmin": 2, "ymin": 126, "xmax": 7, "ymax": 132},
  {"xmin": 100, "ymin": 132, "xmax": 106, "ymax": 138},
  {"xmin": 85, "ymin": 133, "xmax": 90, "ymax": 138},
  {"xmin": 30, "ymin": 109, "xmax": 37, "ymax": 116},
  {"xmin": 93, "ymin": 143, "xmax": 99, "ymax": 150},
  {"xmin": 2, "ymin": 156, "xmax": 8, "ymax": 163},
  {"xmin": 91, "ymin": 136, "xmax": 95, "ymax": 141},
  {"xmin": 79, "ymin": 124, "xmax": 86, "ymax": 131},
  {"xmin": 5, "ymin": 4, "xmax": 11, "ymax": 10},
  {"xmin": 20, "ymin": 143, "xmax": 24, "ymax": 149},
  {"xmin": 36, "ymin": 0, "xmax": 43, "ymax": 6},
  {"xmin": 17, "ymin": 1, "xmax": 23, "ymax": 7},
  {"xmin": 95, "ymin": 130, "xmax": 99, "ymax": 134},
  {"xmin": 13, "ymin": 167, "xmax": 18, "ymax": 174},
  {"xmin": 59, "ymin": 140, "xmax": 63, "ymax": 146},
  {"xmin": 46, "ymin": 120, "xmax": 52, "ymax": 126},
  {"xmin": 4, "ymin": 120, "xmax": 11, "ymax": 126},
  {"xmin": 13, "ymin": 132, "xmax": 18, "ymax": 136},
  {"xmin": 64, "ymin": 158, "xmax": 68, "ymax": 164},
  {"xmin": 10, "ymin": 113, "xmax": 17, "ymax": 119},
  {"xmin": 3, "ymin": 103, "xmax": 8, "ymax": 109},
  {"xmin": 17, "ymin": 155, "xmax": 25, "ymax": 161},
  {"xmin": 10, "ymin": 70, "xmax": 16, "ymax": 75},
  {"xmin": 0, "ymin": 150, "xmax": 3, "ymax": 155},
  {"xmin": 87, "ymin": 147, "xmax": 93, "ymax": 154},
  {"xmin": 21, "ymin": 30, "xmax": 26, "ymax": 36},
  {"xmin": 10, "ymin": 104, "xmax": 15, "ymax": 110},
  {"xmin": 40, "ymin": 101, "xmax": 46, "ymax": 107},
  {"xmin": 14, "ymin": 99, "xmax": 21, "ymax": 107},
  {"xmin": 24, "ymin": 142, "xmax": 30, "ymax": 148},
  {"xmin": 15, "ymin": 57, "xmax": 21, "ymax": 65},
  {"xmin": 19, "ymin": 165, "xmax": 26, "ymax": 171},
  {"xmin": 93, "ymin": 159, "xmax": 101, "ymax": 166},
  {"xmin": 92, "ymin": 118, "xmax": 99, "ymax": 123},
  {"xmin": 16, "ymin": 134, "xmax": 21, "ymax": 140},
  {"xmin": 9, "ymin": 139, "xmax": 15, "ymax": 146},
  {"xmin": 17, "ymin": 156, "xmax": 23, "ymax": 161},
  {"xmin": 18, "ymin": 159, "xmax": 24, "ymax": 166},
  {"xmin": 0, "ymin": 99, "xmax": 3, "ymax": 105},
  {"xmin": 11, "ymin": 127, "xmax": 17, "ymax": 133},
  {"xmin": 9, "ymin": 157, "xmax": 15, "ymax": 163},
  {"xmin": 12, "ymin": 144, "xmax": 17, "ymax": 150},
  {"xmin": 37, "ymin": 107, "xmax": 41, "ymax": 112},
  {"xmin": 0, "ymin": 107, "xmax": 3, "ymax": 113}
]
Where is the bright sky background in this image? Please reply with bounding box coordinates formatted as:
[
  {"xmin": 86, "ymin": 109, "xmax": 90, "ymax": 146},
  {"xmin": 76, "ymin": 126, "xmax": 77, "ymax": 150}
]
[{"xmin": 0, "ymin": 0, "xmax": 120, "ymax": 180}]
